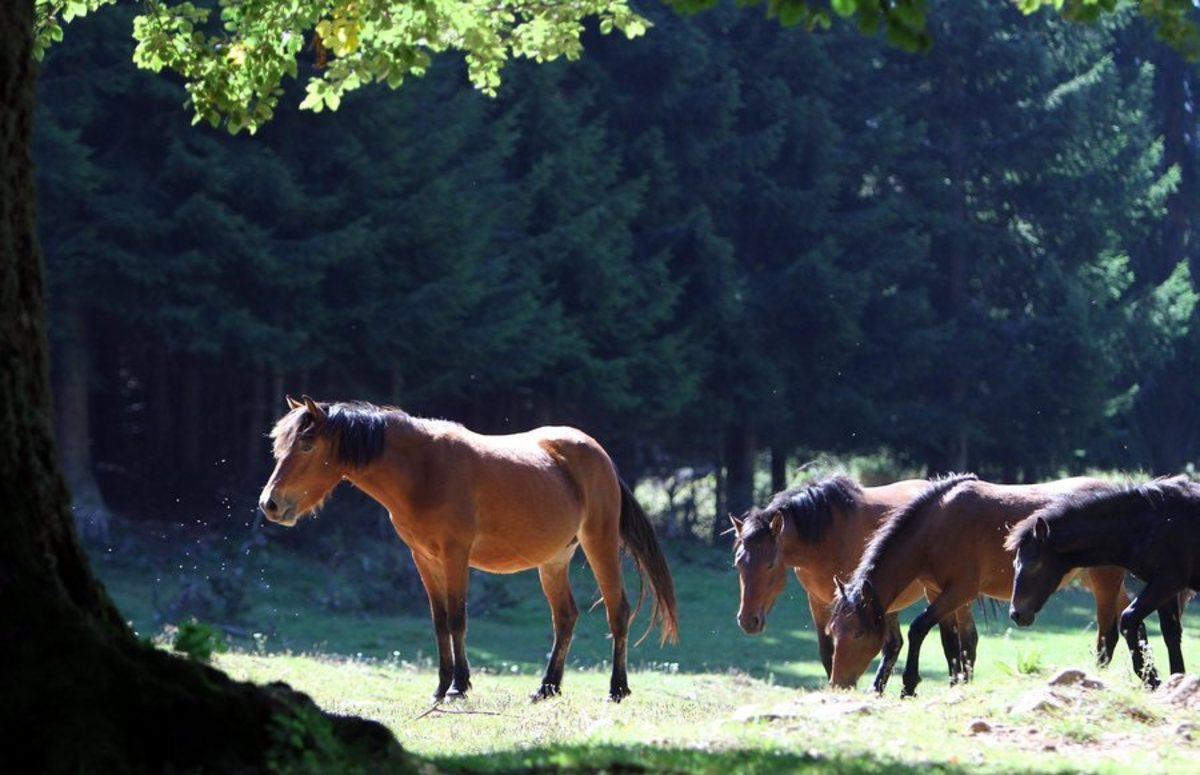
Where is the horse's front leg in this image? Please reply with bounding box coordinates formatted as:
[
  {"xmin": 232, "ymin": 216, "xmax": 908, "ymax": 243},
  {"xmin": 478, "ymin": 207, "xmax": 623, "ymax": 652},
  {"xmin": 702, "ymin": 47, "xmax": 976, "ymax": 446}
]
[
  {"xmin": 411, "ymin": 552, "xmax": 454, "ymax": 701},
  {"xmin": 872, "ymin": 613, "xmax": 904, "ymax": 694},
  {"xmin": 1157, "ymin": 593, "xmax": 1186, "ymax": 676},
  {"xmin": 1120, "ymin": 576, "xmax": 1186, "ymax": 687},
  {"xmin": 807, "ymin": 592, "xmax": 834, "ymax": 679},
  {"xmin": 444, "ymin": 546, "xmax": 474, "ymax": 700},
  {"xmin": 902, "ymin": 587, "xmax": 969, "ymax": 698}
]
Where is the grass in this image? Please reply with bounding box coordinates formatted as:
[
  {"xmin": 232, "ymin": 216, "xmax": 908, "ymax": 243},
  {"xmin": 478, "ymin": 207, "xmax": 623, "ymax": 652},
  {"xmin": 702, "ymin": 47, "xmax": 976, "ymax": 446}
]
[{"xmin": 90, "ymin": 524, "xmax": 1200, "ymax": 772}]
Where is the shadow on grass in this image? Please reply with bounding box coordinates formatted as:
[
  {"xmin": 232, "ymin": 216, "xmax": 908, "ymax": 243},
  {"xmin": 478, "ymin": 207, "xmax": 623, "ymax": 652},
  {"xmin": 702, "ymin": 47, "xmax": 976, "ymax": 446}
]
[{"xmin": 431, "ymin": 743, "xmax": 971, "ymax": 774}]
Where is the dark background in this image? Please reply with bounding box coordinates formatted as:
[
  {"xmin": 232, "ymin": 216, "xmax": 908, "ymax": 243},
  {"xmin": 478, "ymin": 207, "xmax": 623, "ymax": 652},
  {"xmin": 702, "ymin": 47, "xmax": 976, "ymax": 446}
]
[{"xmin": 37, "ymin": 0, "xmax": 1200, "ymax": 541}]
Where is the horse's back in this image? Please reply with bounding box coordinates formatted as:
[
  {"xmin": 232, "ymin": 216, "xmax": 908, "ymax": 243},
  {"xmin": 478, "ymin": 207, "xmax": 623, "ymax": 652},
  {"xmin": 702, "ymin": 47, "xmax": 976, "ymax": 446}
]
[
  {"xmin": 945, "ymin": 477, "xmax": 1108, "ymax": 522},
  {"xmin": 434, "ymin": 426, "xmax": 615, "ymax": 572},
  {"xmin": 862, "ymin": 479, "xmax": 932, "ymax": 513}
]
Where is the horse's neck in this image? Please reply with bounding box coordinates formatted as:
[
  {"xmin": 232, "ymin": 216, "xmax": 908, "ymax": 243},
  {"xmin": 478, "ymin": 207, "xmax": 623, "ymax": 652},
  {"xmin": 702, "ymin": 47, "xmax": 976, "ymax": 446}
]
[
  {"xmin": 782, "ymin": 505, "xmax": 869, "ymax": 585},
  {"xmin": 343, "ymin": 421, "xmax": 434, "ymax": 517},
  {"xmin": 858, "ymin": 517, "xmax": 927, "ymax": 611},
  {"xmin": 1052, "ymin": 508, "xmax": 1146, "ymax": 566}
]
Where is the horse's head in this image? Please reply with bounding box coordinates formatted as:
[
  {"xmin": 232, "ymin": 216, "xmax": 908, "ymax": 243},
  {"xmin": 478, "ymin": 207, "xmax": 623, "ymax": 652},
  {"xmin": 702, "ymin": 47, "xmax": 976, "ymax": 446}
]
[
  {"xmin": 730, "ymin": 510, "xmax": 788, "ymax": 635},
  {"xmin": 258, "ymin": 395, "xmax": 344, "ymax": 526},
  {"xmin": 1008, "ymin": 516, "xmax": 1063, "ymax": 627},
  {"xmin": 827, "ymin": 578, "xmax": 885, "ymax": 688}
]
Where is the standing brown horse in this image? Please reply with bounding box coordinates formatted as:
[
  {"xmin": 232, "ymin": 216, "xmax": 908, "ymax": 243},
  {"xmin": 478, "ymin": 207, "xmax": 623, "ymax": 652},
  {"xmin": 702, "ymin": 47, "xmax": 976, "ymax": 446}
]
[
  {"xmin": 828, "ymin": 474, "xmax": 1152, "ymax": 697},
  {"xmin": 258, "ymin": 396, "xmax": 677, "ymax": 703},
  {"xmin": 731, "ymin": 475, "xmax": 978, "ymax": 693}
]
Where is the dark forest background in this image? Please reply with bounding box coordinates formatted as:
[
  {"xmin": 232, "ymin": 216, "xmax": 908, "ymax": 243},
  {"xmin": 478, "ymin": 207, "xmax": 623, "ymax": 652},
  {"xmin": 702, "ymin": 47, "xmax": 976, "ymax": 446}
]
[{"xmin": 37, "ymin": 0, "xmax": 1200, "ymax": 541}]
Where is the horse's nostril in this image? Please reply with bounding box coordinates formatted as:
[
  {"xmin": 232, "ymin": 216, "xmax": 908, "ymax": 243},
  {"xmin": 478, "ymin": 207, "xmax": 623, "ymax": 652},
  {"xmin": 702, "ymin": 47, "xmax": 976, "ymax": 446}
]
[{"xmin": 262, "ymin": 498, "xmax": 277, "ymax": 515}]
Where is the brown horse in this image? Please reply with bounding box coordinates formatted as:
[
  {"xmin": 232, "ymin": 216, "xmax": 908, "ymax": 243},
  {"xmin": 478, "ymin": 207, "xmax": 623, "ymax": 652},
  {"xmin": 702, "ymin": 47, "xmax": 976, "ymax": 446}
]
[
  {"xmin": 258, "ymin": 396, "xmax": 677, "ymax": 703},
  {"xmin": 731, "ymin": 475, "xmax": 978, "ymax": 693},
  {"xmin": 828, "ymin": 474, "xmax": 1153, "ymax": 696}
]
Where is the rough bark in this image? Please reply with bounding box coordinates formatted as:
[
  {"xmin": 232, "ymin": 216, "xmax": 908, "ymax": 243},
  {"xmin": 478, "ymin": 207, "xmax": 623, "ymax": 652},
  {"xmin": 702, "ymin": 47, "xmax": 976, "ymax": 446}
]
[{"xmin": 1, "ymin": 4, "xmax": 406, "ymax": 769}]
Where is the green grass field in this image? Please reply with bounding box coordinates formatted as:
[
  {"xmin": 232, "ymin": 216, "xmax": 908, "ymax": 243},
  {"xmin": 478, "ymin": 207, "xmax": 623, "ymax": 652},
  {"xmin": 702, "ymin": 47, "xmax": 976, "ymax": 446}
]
[{"xmin": 91, "ymin": 527, "xmax": 1200, "ymax": 772}]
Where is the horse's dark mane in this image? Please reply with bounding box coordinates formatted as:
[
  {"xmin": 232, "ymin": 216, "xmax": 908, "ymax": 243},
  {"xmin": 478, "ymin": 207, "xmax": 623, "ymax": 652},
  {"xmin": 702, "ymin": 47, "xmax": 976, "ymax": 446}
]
[
  {"xmin": 1005, "ymin": 476, "xmax": 1195, "ymax": 552},
  {"xmin": 271, "ymin": 400, "xmax": 405, "ymax": 469},
  {"xmin": 847, "ymin": 472, "xmax": 978, "ymax": 590},
  {"xmin": 739, "ymin": 475, "xmax": 863, "ymax": 546}
]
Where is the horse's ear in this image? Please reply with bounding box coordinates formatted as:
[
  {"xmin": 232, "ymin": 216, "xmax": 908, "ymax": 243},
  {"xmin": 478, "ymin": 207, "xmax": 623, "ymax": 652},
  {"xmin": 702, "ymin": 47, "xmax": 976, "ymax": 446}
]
[
  {"xmin": 770, "ymin": 513, "xmax": 784, "ymax": 536},
  {"xmin": 1034, "ymin": 516, "xmax": 1050, "ymax": 542},
  {"xmin": 302, "ymin": 395, "xmax": 327, "ymax": 423},
  {"xmin": 286, "ymin": 395, "xmax": 303, "ymax": 411},
  {"xmin": 729, "ymin": 515, "xmax": 744, "ymax": 535},
  {"xmin": 834, "ymin": 577, "xmax": 847, "ymax": 599}
]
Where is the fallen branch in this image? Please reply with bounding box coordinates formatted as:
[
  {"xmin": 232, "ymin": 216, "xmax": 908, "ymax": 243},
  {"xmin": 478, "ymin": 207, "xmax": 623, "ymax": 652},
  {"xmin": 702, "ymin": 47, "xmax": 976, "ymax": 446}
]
[{"xmin": 412, "ymin": 702, "xmax": 511, "ymax": 721}]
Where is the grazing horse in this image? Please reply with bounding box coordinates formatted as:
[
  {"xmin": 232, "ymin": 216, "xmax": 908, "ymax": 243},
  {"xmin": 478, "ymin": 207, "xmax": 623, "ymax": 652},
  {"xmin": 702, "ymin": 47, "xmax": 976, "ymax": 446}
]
[
  {"xmin": 1008, "ymin": 477, "xmax": 1197, "ymax": 677},
  {"xmin": 258, "ymin": 396, "xmax": 678, "ymax": 703},
  {"xmin": 828, "ymin": 474, "xmax": 1152, "ymax": 696},
  {"xmin": 731, "ymin": 475, "xmax": 978, "ymax": 693}
]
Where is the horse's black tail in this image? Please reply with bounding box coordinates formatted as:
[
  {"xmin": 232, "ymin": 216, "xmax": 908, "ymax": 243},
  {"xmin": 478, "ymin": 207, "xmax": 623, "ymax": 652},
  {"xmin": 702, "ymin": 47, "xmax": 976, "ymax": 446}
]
[{"xmin": 618, "ymin": 479, "xmax": 679, "ymax": 646}]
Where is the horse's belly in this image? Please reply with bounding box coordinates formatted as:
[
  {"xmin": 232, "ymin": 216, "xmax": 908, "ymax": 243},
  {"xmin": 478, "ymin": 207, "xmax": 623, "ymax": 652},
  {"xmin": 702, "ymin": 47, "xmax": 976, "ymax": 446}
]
[{"xmin": 468, "ymin": 529, "xmax": 578, "ymax": 574}]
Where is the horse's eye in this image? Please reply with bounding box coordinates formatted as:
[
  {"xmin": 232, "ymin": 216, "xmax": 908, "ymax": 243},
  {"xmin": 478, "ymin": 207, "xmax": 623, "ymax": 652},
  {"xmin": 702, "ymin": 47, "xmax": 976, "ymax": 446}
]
[
  {"xmin": 299, "ymin": 440, "xmax": 314, "ymax": 453},
  {"xmin": 854, "ymin": 631, "xmax": 864, "ymax": 640}
]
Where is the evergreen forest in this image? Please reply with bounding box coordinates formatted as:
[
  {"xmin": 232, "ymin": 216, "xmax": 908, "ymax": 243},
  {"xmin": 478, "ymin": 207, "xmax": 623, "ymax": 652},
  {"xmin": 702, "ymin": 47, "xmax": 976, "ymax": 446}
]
[{"xmin": 38, "ymin": 0, "xmax": 1200, "ymax": 537}]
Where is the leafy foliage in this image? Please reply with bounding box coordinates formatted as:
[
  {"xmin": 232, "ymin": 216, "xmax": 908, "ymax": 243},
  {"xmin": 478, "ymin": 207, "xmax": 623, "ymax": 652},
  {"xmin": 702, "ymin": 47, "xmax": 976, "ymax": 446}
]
[
  {"xmin": 172, "ymin": 618, "xmax": 229, "ymax": 662},
  {"xmin": 36, "ymin": 0, "xmax": 650, "ymax": 133}
]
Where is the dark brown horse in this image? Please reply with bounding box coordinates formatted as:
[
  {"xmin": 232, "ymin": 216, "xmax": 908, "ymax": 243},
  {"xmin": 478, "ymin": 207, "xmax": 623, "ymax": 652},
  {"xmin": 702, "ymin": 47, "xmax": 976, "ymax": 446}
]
[
  {"xmin": 1008, "ymin": 477, "xmax": 1196, "ymax": 677},
  {"xmin": 731, "ymin": 475, "xmax": 978, "ymax": 693},
  {"xmin": 258, "ymin": 396, "xmax": 677, "ymax": 702},
  {"xmin": 828, "ymin": 474, "xmax": 1152, "ymax": 696}
]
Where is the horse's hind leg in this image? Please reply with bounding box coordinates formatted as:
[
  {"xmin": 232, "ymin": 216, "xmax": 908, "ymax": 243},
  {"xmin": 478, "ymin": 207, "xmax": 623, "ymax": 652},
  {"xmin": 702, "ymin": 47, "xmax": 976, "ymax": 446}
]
[
  {"xmin": 578, "ymin": 520, "xmax": 632, "ymax": 702},
  {"xmin": 873, "ymin": 613, "xmax": 904, "ymax": 694},
  {"xmin": 937, "ymin": 618, "xmax": 961, "ymax": 684},
  {"xmin": 956, "ymin": 605, "xmax": 978, "ymax": 682},
  {"xmin": 939, "ymin": 605, "xmax": 977, "ymax": 684},
  {"xmin": 531, "ymin": 554, "xmax": 579, "ymax": 702}
]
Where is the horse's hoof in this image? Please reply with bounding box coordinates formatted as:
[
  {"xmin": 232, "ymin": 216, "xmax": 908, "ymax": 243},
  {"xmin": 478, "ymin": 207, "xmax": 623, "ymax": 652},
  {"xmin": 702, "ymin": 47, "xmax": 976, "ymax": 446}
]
[
  {"xmin": 445, "ymin": 689, "xmax": 469, "ymax": 702},
  {"xmin": 900, "ymin": 687, "xmax": 918, "ymax": 699},
  {"xmin": 607, "ymin": 688, "xmax": 631, "ymax": 703},
  {"xmin": 530, "ymin": 684, "xmax": 561, "ymax": 703}
]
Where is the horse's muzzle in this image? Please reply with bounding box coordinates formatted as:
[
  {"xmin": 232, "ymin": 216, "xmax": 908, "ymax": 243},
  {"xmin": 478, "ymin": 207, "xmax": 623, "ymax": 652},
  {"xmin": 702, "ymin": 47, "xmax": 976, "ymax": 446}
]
[
  {"xmin": 259, "ymin": 495, "xmax": 298, "ymax": 526},
  {"xmin": 738, "ymin": 612, "xmax": 765, "ymax": 635},
  {"xmin": 1009, "ymin": 607, "xmax": 1035, "ymax": 627}
]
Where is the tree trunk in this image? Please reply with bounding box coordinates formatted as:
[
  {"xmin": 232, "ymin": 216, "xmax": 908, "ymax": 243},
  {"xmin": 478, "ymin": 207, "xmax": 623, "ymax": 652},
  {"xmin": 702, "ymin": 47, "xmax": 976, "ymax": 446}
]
[
  {"xmin": 54, "ymin": 298, "xmax": 111, "ymax": 540},
  {"xmin": 1155, "ymin": 46, "xmax": 1191, "ymax": 284},
  {"xmin": 0, "ymin": 5, "xmax": 403, "ymax": 769},
  {"xmin": 722, "ymin": 417, "xmax": 756, "ymax": 528},
  {"xmin": 940, "ymin": 58, "xmax": 971, "ymax": 474},
  {"xmin": 246, "ymin": 362, "xmax": 268, "ymax": 473},
  {"xmin": 769, "ymin": 444, "xmax": 787, "ymax": 494}
]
